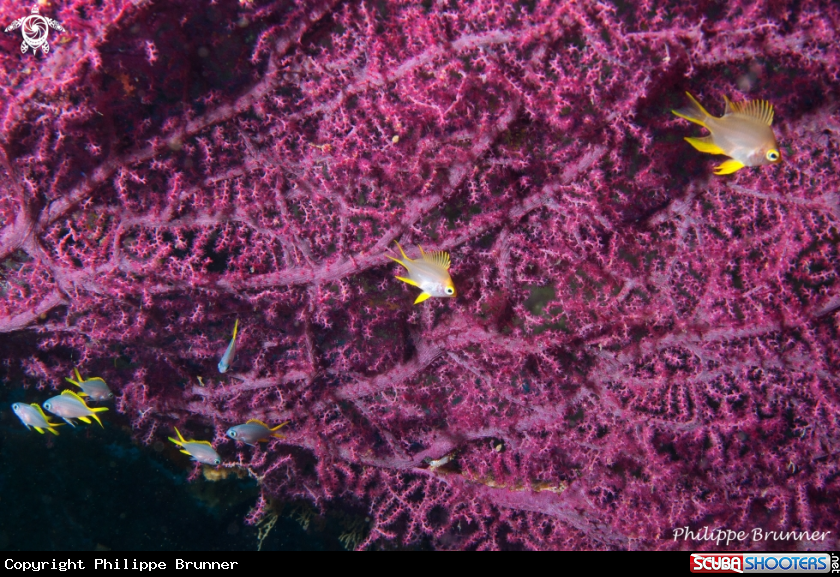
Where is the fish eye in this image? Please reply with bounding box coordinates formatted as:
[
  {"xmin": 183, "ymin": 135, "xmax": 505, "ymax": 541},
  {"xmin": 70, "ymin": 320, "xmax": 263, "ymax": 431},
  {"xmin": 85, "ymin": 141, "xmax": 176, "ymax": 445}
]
[
  {"xmin": 214, "ymin": 459, "xmax": 221, "ymax": 465},
  {"xmin": 12, "ymin": 403, "xmax": 19, "ymax": 410},
  {"xmin": 43, "ymin": 402, "xmax": 50, "ymax": 410},
  {"xmin": 766, "ymin": 149, "xmax": 780, "ymax": 162},
  {"xmin": 445, "ymin": 287, "xmax": 454, "ymax": 295},
  {"xmin": 108, "ymin": 392, "xmax": 114, "ymax": 398},
  {"xmin": 228, "ymin": 430, "xmax": 237, "ymax": 437}
]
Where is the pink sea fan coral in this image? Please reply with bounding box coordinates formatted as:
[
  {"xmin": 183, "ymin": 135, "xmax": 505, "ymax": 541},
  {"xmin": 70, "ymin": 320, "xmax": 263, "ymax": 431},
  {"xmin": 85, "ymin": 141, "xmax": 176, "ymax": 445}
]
[{"xmin": 2, "ymin": 0, "xmax": 840, "ymax": 549}]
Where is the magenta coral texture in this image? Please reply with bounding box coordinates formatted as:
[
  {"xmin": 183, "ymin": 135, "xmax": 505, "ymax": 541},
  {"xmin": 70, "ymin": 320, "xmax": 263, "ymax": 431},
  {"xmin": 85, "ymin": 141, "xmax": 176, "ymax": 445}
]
[{"xmin": 2, "ymin": 0, "xmax": 840, "ymax": 550}]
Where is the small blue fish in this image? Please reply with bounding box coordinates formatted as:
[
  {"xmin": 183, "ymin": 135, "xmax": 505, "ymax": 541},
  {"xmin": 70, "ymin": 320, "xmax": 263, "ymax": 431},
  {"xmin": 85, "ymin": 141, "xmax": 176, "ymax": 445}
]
[
  {"xmin": 169, "ymin": 427, "xmax": 222, "ymax": 466},
  {"xmin": 218, "ymin": 319, "xmax": 239, "ymax": 374},
  {"xmin": 12, "ymin": 403, "xmax": 62, "ymax": 435},
  {"xmin": 65, "ymin": 368, "xmax": 113, "ymax": 401},
  {"xmin": 226, "ymin": 419, "xmax": 288, "ymax": 446},
  {"xmin": 42, "ymin": 390, "xmax": 108, "ymax": 427}
]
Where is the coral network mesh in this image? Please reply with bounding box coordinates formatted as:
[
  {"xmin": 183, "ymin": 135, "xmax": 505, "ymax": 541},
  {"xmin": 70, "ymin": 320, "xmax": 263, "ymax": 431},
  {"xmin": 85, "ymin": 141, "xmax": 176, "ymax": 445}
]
[{"xmin": 1, "ymin": 0, "xmax": 839, "ymax": 550}]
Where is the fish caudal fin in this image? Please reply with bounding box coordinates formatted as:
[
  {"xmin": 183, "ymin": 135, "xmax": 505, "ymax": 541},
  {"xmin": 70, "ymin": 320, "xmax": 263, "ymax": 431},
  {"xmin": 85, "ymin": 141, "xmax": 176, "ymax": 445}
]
[
  {"xmin": 387, "ymin": 242, "xmax": 412, "ymax": 270},
  {"xmin": 684, "ymin": 136, "xmax": 725, "ymax": 155},
  {"xmin": 169, "ymin": 427, "xmax": 187, "ymax": 447},
  {"xmin": 232, "ymin": 319, "xmax": 239, "ymax": 340},
  {"xmin": 90, "ymin": 406, "xmax": 108, "ymax": 427},
  {"xmin": 271, "ymin": 421, "xmax": 289, "ymax": 437},
  {"xmin": 672, "ymin": 92, "xmax": 713, "ymax": 128},
  {"xmin": 713, "ymin": 159, "xmax": 745, "ymax": 175},
  {"xmin": 65, "ymin": 376, "xmax": 82, "ymax": 389}
]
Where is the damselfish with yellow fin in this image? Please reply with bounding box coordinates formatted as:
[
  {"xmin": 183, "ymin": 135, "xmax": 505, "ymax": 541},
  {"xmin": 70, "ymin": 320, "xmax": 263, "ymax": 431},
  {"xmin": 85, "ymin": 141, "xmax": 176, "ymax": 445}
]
[
  {"xmin": 12, "ymin": 403, "xmax": 63, "ymax": 435},
  {"xmin": 218, "ymin": 319, "xmax": 239, "ymax": 374},
  {"xmin": 672, "ymin": 92, "xmax": 781, "ymax": 175},
  {"xmin": 42, "ymin": 390, "xmax": 108, "ymax": 427},
  {"xmin": 169, "ymin": 427, "xmax": 222, "ymax": 466},
  {"xmin": 387, "ymin": 242, "xmax": 456, "ymax": 304},
  {"xmin": 65, "ymin": 367, "xmax": 113, "ymax": 401},
  {"xmin": 226, "ymin": 419, "xmax": 289, "ymax": 446}
]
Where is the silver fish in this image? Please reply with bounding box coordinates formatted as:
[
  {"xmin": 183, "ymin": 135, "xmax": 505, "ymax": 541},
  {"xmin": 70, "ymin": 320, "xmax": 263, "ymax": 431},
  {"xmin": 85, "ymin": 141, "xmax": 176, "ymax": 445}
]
[
  {"xmin": 218, "ymin": 319, "xmax": 239, "ymax": 373},
  {"xmin": 12, "ymin": 403, "xmax": 62, "ymax": 435},
  {"xmin": 42, "ymin": 390, "xmax": 108, "ymax": 427},
  {"xmin": 387, "ymin": 243, "xmax": 457, "ymax": 304},
  {"xmin": 226, "ymin": 419, "xmax": 288, "ymax": 445},
  {"xmin": 65, "ymin": 368, "xmax": 113, "ymax": 401},
  {"xmin": 169, "ymin": 427, "xmax": 221, "ymax": 466}
]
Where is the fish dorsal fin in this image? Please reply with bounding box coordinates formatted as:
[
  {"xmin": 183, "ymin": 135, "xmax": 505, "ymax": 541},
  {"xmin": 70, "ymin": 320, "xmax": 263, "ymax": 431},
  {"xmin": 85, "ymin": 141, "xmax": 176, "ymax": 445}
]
[
  {"xmin": 32, "ymin": 403, "xmax": 52, "ymax": 421},
  {"xmin": 61, "ymin": 389, "xmax": 86, "ymax": 403},
  {"xmin": 189, "ymin": 440, "xmax": 214, "ymax": 447},
  {"xmin": 725, "ymin": 96, "xmax": 774, "ymax": 126},
  {"xmin": 246, "ymin": 419, "xmax": 268, "ymax": 428},
  {"xmin": 419, "ymin": 246, "xmax": 450, "ymax": 270}
]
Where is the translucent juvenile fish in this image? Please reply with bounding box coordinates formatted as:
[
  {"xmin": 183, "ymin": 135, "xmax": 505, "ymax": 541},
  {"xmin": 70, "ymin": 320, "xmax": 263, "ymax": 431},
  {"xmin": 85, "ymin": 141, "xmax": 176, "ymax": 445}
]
[
  {"xmin": 672, "ymin": 92, "xmax": 781, "ymax": 175},
  {"xmin": 218, "ymin": 319, "xmax": 239, "ymax": 374},
  {"xmin": 387, "ymin": 242, "xmax": 456, "ymax": 304},
  {"xmin": 65, "ymin": 368, "xmax": 113, "ymax": 401},
  {"xmin": 226, "ymin": 419, "xmax": 288, "ymax": 446},
  {"xmin": 42, "ymin": 390, "xmax": 108, "ymax": 427},
  {"xmin": 169, "ymin": 427, "xmax": 221, "ymax": 466},
  {"xmin": 12, "ymin": 403, "xmax": 63, "ymax": 435}
]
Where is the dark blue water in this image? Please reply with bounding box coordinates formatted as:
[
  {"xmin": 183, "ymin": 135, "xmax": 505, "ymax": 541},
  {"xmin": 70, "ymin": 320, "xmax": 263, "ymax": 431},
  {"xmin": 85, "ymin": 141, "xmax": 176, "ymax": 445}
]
[{"xmin": 0, "ymin": 385, "xmax": 345, "ymax": 551}]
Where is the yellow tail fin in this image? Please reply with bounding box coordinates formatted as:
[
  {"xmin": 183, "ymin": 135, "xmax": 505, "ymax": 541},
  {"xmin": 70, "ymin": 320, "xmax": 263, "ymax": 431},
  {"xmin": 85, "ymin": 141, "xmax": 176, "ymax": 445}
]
[
  {"xmin": 672, "ymin": 92, "xmax": 713, "ymax": 128},
  {"xmin": 270, "ymin": 421, "xmax": 289, "ymax": 437},
  {"xmin": 386, "ymin": 242, "xmax": 413, "ymax": 270}
]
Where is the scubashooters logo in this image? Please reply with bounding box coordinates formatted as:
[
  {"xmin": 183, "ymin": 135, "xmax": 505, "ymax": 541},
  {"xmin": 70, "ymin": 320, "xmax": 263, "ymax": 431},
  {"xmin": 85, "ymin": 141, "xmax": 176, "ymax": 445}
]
[
  {"xmin": 690, "ymin": 553, "xmax": 834, "ymax": 574},
  {"xmin": 4, "ymin": 5, "xmax": 64, "ymax": 54}
]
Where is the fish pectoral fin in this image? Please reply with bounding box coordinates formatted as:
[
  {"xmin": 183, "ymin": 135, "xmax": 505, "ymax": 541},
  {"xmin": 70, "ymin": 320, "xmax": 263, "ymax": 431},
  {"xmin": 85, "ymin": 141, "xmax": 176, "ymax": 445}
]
[
  {"xmin": 395, "ymin": 275, "xmax": 420, "ymax": 288},
  {"xmin": 684, "ymin": 136, "xmax": 725, "ymax": 155},
  {"xmin": 414, "ymin": 292, "xmax": 432, "ymax": 304},
  {"xmin": 63, "ymin": 418, "xmax": 76, "ymax": 427},
  {"xmin": 713, "ymin": 159, "xmax": 746, "ymax": 175}
]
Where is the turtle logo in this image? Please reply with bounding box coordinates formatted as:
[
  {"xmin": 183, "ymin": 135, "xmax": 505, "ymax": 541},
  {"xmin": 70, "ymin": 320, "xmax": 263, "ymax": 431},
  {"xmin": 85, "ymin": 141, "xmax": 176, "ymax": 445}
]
[{"xmin": 5, "ymin": 5, "xmax": 65, "ymax": 55}]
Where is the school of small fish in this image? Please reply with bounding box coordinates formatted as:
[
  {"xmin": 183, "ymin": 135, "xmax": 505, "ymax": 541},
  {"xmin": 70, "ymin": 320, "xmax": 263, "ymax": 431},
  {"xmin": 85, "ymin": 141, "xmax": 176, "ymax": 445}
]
[{"xmin": 10, "ymin": 89, "xmax": 782, "ymax": 469}]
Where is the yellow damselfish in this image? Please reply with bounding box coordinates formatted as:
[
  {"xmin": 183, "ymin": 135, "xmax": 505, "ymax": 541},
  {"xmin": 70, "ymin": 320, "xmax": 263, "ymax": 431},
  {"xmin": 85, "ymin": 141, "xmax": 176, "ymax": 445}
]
[
  {"xmin": 387, "ymin": 242, "xmax": 456, "ymax": 304},
  {"xmin": 672, "ymin": 92, "xmax": 781, "ymax": 175}
]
